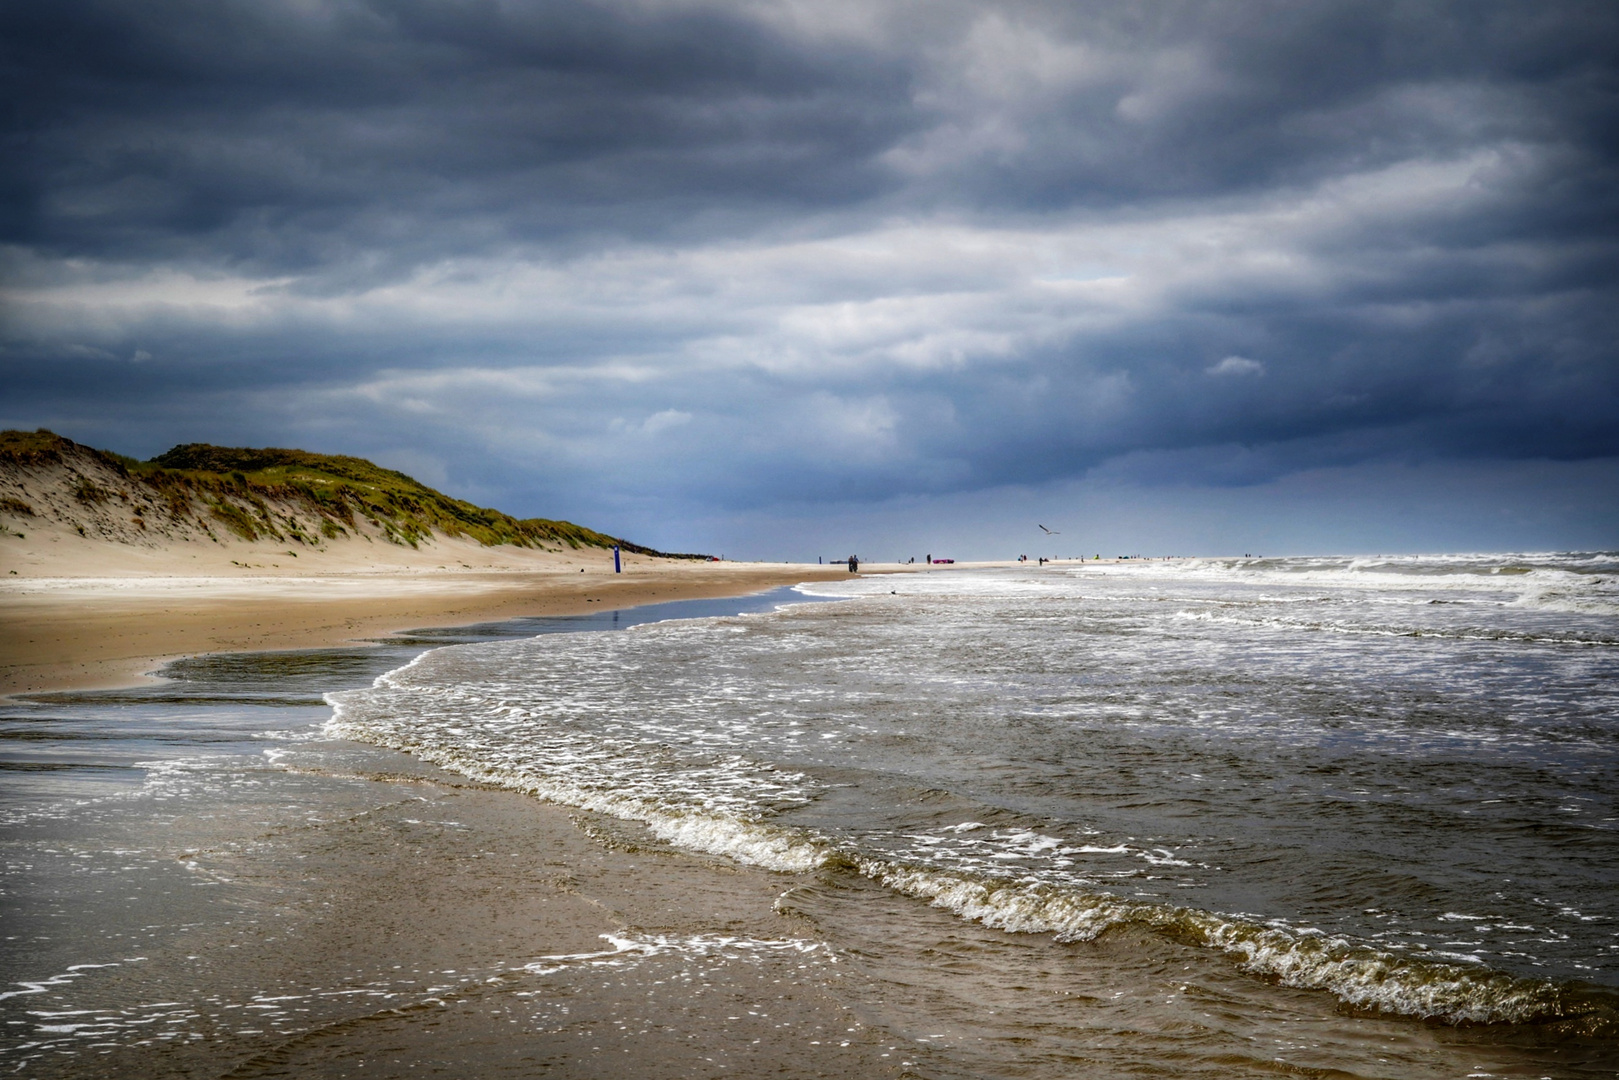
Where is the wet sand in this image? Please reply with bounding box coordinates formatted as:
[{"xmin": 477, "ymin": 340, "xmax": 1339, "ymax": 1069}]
[
  {"xmin": 1, "ymin": 587, "xmax": 924, "ymax": 1079},
  {"xmin": 47, "ymin": 766, "xmax": 912, "ymax": 1079}
]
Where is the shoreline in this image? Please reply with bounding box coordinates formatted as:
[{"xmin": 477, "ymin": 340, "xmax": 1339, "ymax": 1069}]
[
  {"xmin": 0, "ymin": 562, "xmax": 867, "ymax": 696},
  {"xmin": 4, "ymin": 554, "xmax": 1609, "ymax": 1078},
  {"xmin": 0, "ymin": 594, "xmax": 918, "ymax": 1078},
  {"xmin": 0, "ymin": 556, "xmax": 1153, "ymax": 697}
]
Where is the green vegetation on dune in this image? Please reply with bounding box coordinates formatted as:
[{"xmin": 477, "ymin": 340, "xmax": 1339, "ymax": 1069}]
[
  {"xmin": 1, "ymin": 430, "xmax": 702, "ymax": 557},
  {"xmin": 0, "ymin": 429, "xmax": 81, "ymax": 462}
]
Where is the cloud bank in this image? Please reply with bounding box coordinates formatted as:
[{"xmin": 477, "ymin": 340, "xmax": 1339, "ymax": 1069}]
[{"xmin": 3, "ymin": 0, "xmax": 1616, "ymax": 553}]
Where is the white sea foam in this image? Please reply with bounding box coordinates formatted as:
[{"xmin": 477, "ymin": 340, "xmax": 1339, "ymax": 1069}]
[
  {"xmin": 326, "ymin": 664, "xmax": 831, "ymax": 874},
  {"xmin": 855, "ymin": 859, "xmax": 1566, "ymax": 1025},
  {"xmin": 0, "ymin": 963, "xmax": 125, "ymax": 1004},
  {"xmin": 521, "ymin": 933, "xmax": 834, "ymax": 976},
  {"xmin": 324, "ymin": 556, "xmax": 1619, "ymax": 1026},
  {"xmin": 1168, "ymin": 607, "xmax": 1617, "ymax": 647},
  {"xmin": 331, "ymin": 660, "xmax": 1589, "ymax": 1025},
  {"xmin": 807, "ymin": 552, "xmax": 1619, "ymax": 609}
]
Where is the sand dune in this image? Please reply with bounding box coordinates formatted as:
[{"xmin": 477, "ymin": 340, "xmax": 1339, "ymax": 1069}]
[{"xmin": 0, "ymin": 432, "xmax": 858, "ymax": 694}]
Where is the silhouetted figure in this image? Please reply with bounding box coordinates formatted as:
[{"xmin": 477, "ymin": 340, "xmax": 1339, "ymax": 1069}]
[{"xmin": 848, "ymin": 555, "xmax": 859, "ymax": 572}]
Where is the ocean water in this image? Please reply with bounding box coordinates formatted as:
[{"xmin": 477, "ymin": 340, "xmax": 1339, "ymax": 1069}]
[
  {"xmin": 5, "ymin": 557, "xmax": 1618, "ymax": 1077},
  {"xmin": 325, "ymin": 554, "xmax": 1619, "ymax": 1074}
]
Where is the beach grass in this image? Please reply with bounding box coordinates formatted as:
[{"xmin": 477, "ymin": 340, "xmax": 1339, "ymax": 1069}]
[{"xmin": 2, "ymin": 429, "xmax": 700, "ymax": 557}]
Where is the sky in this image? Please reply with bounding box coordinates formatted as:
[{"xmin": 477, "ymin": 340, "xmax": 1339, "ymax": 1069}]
[{"xmin": 3, "ymin": 0, "xmax": 1617, "ymax": 559}]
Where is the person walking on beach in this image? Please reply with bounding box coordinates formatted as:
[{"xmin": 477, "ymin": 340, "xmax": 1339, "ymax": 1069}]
[{"xmin": 848, "ymin": 555, "xmax": 859, "ymax": 572}]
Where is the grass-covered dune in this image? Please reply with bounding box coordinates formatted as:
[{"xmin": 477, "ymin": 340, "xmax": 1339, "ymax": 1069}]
[{"xmin": 0, "ymin": 429, "xmax": 701, "ymax": 558}]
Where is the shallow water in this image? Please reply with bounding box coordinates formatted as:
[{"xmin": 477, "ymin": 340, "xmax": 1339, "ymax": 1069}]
[{"xmin": 328, "ymin": 554, "xmax": 1619, "ymax": 1075}]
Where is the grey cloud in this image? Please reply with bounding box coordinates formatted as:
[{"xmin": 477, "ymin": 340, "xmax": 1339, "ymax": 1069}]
[
  {"xmin": 9, "ymin": 2, "xmax": 1615, "ymax": 265},
  {"xmin": 1207, "ymin": 356, "xmax": 1263, "ymax": 376},
  {"xmin": 2, "ymin": 0, "xmax": 1617, "ymax": 548},
  {"xmin": 1, "ymin": 0, "xmax": 917, "ymax": 278}
]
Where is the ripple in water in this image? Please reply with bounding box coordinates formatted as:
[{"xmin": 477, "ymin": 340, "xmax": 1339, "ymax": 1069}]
[{"xmin": 330, "ymin": 553, "xmax": 1619, "ymax": 1038}]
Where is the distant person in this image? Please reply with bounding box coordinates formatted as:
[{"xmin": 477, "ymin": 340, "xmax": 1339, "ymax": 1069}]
[{"xmin": 848, "ymin": 555, "xmax": 859, "ymax": 572}]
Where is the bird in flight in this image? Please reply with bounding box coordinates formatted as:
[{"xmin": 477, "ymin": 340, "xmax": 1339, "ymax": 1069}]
[{"xmin": 1038, "ymin": 524, "xmax": 1059, "ymax": 534}]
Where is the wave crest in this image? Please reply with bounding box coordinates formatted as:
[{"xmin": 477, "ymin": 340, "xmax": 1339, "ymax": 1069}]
[{"xmin": 858, "ymin": 858, "xmax": 1608, "ymax": 1028}]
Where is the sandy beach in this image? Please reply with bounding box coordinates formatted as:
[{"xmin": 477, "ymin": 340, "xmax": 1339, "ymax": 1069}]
[
  {"xmin": 0, "ymin": 554, "xmax": 861, "ymax": 695},
  {"xmin": 5, "ymin": 555, "xmax": 1615, "ymax": 1078},
  {"xmin": 0, "ymin": 429, "xmax": 882, "ymax": 694},
  {"xmin": 0, "ymin": 547, "xmax": 925, "ymax": 1078}
]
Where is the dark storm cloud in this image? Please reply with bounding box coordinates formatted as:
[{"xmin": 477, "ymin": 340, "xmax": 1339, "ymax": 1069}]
[
  {"xmin": 9, "ymin": 1, "xmax": 1614, "ymax": 261},
  {"xmin": 2, "ymin": 0, "xmax": 1617, "ymax": 542},
  {"xmin": 1, "ymin": 0, "xmax": 915, "ymax": 277}
]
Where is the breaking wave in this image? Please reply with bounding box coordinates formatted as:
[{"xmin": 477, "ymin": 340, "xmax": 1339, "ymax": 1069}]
[
  {"xmin": 325, "ymin": 555, "xmax": 1619, "ymax": 1035},
  {"xmin": 327, "ymin": 681, "xmax": 1614, "ymax": 1031}
]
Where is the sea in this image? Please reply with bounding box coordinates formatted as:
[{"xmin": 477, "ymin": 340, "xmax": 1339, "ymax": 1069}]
[{"xmin": 4, "ymin": 554, "xmax": 1618, "ymax": 1077}]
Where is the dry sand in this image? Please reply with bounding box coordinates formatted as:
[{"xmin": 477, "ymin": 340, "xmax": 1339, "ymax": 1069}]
[{"xmin": 0, "ymin": 512, "xmax": 1048, "ymax": 697}]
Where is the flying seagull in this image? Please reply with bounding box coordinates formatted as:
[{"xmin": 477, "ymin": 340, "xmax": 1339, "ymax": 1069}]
[{"xmin": 1038, "ymin": 524, "xmax": 1059, "ymax": 534}]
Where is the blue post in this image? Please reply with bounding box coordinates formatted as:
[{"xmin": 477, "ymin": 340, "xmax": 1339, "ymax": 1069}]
[{"xmin": 613, "ymin": 544, "xmax": 621, "ymax": 573}]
